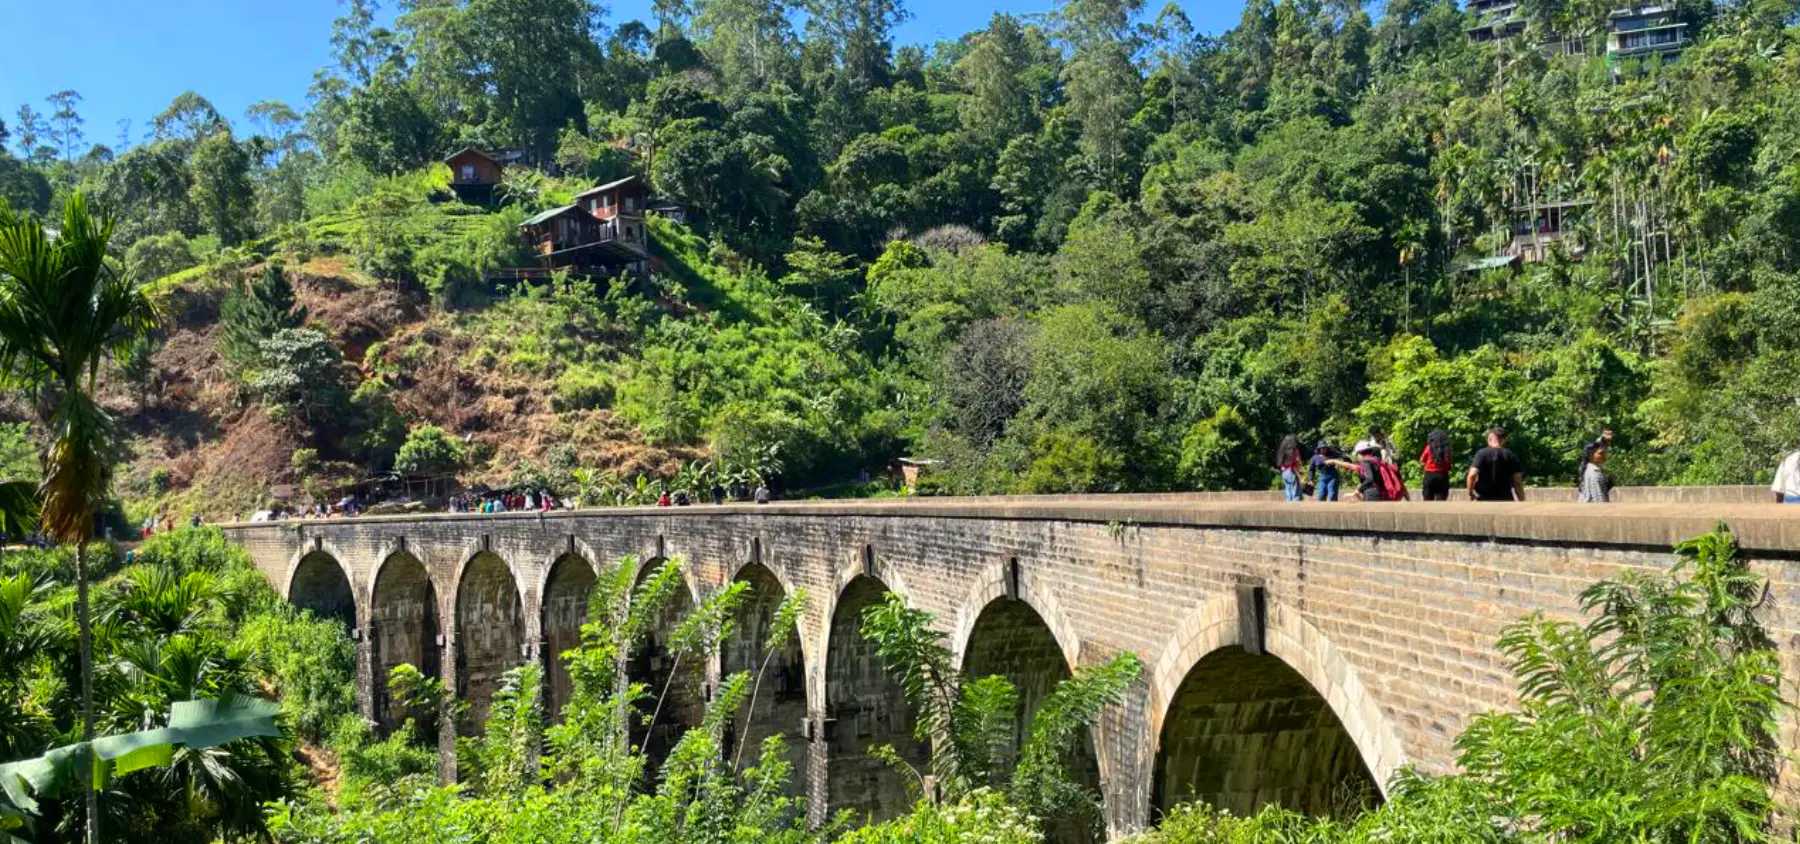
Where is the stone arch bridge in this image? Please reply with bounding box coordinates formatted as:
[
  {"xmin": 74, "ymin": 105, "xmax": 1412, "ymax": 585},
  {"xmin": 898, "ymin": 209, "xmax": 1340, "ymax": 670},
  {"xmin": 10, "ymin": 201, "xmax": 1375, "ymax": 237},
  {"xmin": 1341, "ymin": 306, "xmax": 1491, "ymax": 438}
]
[{"xmin": 222, "ymin": 498, "xmax": 1800, "ymax": 837}]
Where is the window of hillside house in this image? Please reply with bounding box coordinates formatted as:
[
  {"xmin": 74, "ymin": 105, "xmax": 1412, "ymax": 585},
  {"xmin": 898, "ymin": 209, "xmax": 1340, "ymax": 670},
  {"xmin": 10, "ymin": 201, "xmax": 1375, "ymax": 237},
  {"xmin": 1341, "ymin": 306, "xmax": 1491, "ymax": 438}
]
[
  {"xmin": 601, "ymin": 194, "xmax": 614, "ymax": 209},
  {"xmin": 624, "ymin": 196, "xmax": 637, "ymax": 212},
  {"xmin": 461, "ymin": 164, "xmax": 476, "ymax": 181}
]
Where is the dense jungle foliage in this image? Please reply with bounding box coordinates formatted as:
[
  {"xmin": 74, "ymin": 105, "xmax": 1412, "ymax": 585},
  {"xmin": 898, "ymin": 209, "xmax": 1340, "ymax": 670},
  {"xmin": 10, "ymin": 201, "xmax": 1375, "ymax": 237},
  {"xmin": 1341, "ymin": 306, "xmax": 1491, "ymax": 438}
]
[{"xmin": 7, "ymin": 0, "xmax": 1800, "ymax": 513}]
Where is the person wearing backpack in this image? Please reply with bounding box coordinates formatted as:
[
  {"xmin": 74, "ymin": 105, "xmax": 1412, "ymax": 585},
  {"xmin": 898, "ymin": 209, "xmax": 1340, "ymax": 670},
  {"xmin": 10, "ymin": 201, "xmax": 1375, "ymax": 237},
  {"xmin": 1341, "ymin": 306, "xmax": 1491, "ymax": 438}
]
[{"xmin": 1325, "ymin": 441, "xmax": 1408, "ymax": 502}]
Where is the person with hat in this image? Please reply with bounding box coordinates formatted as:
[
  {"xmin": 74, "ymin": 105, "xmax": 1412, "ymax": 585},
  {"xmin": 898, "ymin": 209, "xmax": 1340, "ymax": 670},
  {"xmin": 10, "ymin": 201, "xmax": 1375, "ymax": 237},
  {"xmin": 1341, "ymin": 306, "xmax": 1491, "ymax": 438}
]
[
  {"xmin": 1323, "ymin": 440, "xmax": 1392, "ymax": 502},
  {"xmin": 1308, "ymin": 440, "xmax": 1341, "ymax": 502}
]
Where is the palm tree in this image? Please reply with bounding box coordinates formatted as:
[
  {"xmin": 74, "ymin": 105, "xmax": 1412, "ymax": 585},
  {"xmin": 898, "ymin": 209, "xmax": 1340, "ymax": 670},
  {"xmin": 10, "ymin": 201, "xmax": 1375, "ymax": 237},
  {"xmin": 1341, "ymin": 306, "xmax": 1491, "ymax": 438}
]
[{"xmin": 0, "ymin": 193, "xmax": 156, "ymax": 844}]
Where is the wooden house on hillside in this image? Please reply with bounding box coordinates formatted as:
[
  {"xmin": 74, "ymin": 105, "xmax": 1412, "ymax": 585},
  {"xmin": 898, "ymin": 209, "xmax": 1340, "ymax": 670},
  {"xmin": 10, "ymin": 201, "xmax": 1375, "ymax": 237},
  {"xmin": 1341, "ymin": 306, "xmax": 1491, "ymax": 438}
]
[
  {"xmin": 517, "ymin": 175, "xmax": 653, "ymax": 275},
  {"xmin": 444, "ymin": 148, "xmax": 503, "ymax": 204}
]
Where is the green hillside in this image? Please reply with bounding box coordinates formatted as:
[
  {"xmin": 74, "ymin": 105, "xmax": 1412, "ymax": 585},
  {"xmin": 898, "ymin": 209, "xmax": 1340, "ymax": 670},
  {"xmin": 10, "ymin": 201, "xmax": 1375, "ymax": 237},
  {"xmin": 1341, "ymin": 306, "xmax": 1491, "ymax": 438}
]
[{"xmin": 3, "ymin": 0, "xmax": 1799, "ymax": 522}]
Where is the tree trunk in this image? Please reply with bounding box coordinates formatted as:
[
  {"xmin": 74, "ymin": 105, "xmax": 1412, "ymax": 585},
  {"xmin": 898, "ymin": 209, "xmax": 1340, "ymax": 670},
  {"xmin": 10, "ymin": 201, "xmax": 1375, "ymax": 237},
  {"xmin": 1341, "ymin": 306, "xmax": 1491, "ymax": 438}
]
[{"xmin": 77, "ymin": 540, "xmax": 98, "ymax": 844}]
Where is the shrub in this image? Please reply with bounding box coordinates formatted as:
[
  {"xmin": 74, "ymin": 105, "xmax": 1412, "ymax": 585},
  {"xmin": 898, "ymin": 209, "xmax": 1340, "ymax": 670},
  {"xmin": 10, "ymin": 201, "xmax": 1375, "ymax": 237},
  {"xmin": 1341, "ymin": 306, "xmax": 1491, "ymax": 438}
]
[
  {"xmin": 552, "ymin": 365, "xmax": 615, "ymax": 412},
  {"xmin": 394, "ymin": 424, "xmax": 466, "ymax": 476},
  {"xmin": 1020, "ymin": 432, "xmax": 1126, "ymax": 494},
  {"xmin": 247, "ymin": 328, "xmax": 348, "ymax": 423},
  {"xmin": 347, "ymin": 379, "xmax": 408, "ymax": 466},
  {"xmin": 124, "ymin": 231, "xmax": 199, "ymax": 282},
  {"xmin": 240, "ymin": 608, "xmax": 357, "ymax": 742}
]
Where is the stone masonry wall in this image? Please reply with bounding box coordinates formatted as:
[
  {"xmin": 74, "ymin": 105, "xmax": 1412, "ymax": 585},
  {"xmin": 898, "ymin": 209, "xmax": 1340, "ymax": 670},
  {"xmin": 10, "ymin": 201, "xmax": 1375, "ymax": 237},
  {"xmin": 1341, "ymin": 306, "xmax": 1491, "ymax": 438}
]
[{"xmin": 225, "ymin": 499, "xmax": 1800, "ymax": 839}]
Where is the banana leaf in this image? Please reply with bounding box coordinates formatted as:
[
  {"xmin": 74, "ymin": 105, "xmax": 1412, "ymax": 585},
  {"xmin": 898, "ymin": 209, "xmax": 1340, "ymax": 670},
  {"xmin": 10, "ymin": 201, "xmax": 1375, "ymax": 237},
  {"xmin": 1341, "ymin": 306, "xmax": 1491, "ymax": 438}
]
[{"xmin": 0, "ymin": 693, "xmax": 281, "ymax": 839}]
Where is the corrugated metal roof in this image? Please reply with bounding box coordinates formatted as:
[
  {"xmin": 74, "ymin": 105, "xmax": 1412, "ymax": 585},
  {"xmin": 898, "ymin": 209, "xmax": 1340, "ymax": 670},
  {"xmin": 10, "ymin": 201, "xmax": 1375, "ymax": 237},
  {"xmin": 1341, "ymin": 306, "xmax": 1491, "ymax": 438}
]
[
  {"xmin": 572, "ymin": 175, "xmax": 641, "ymax": 198},
  {"xmin": 520, "ymin": 204, "xmax": 579, "ymax": 226}
]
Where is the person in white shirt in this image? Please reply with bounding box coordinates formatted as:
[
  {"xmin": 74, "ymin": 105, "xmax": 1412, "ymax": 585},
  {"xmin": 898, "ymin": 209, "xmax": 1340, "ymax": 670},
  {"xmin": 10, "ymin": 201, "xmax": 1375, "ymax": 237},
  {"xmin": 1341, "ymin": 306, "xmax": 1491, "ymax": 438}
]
[{"xmin": 1772, "ymin": 450, "xmax": 1800, "ymax": 503}]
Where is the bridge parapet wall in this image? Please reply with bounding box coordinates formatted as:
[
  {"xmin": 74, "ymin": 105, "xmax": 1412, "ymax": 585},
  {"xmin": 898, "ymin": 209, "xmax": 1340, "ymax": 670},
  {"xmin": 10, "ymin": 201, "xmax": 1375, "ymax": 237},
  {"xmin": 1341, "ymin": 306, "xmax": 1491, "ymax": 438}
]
[{"xmin": 223, "ymin": 499, "xmax": 1800, "ymax": 836}]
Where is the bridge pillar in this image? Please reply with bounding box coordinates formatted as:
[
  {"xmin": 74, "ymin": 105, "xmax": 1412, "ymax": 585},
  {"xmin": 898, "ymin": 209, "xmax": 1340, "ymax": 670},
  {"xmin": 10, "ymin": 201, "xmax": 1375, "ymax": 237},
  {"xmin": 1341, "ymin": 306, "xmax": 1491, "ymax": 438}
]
[
  {"xmin": 805, "ymin": 711, "xmax": 827, "ymax": 829},
  {"xmin": 355, "ymin": 619, "xmax": 376, "ymax": 722},
  {"xmin": 439, "ymin": 631, "xmax": 459, "ymax": 783},
  {"xmin": 1099, "ymin": 687, "xmax": 1152, "ymax": 838}
]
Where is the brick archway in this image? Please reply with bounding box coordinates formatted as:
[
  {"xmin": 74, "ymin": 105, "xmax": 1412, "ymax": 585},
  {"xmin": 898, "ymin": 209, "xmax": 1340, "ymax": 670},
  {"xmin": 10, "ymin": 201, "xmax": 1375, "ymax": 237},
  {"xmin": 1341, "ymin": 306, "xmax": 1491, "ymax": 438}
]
[
  {"xmin": 540, "ymin": 551, "xmax": 597, "ymax": 718},
  {"xmin": 285, "ymin": 548, "xmax": 356, "ymax": 630},
  {"xmin": 1145, "ymin": 594, "xmax": 1405, "ymax": 820},
  {"xmin": 822, "ymin": 572, "xmax": 925, "ymax": 824},
  {"xmin": 961, "ymin": 594, "xmax": 1104, "ymax": 843},
  {"xmin": 369, "ymin": 550, "xmax": 442, "ymax": 733},
  {"xmin": 723, "ymin": 561, "xmax": 808, "ymax": 796},
  {"xmin": 629, "ymin": 556, "xmax": 706, "ymax": 777},
  {"xmin": 452, "ymin": 551, "xmax": 525, "ymax": 730}
]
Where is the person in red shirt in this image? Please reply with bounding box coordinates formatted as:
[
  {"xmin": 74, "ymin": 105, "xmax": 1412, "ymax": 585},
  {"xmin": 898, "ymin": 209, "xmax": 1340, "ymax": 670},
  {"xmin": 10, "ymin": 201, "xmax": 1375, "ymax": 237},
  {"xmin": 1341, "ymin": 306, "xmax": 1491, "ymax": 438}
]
[{"xmin": 1420, "ymin": 429, "xmax": 1454, "ymax": 501}]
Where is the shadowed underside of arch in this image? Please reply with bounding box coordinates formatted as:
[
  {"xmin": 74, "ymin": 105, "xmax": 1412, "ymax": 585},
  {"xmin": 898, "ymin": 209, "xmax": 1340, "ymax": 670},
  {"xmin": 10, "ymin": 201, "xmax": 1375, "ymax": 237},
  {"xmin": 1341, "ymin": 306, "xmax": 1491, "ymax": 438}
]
[
  {"xmin": 825, "ymin": 575, "xmax": 925, "ymax": 824},
  {"xmin": 289, "ymin": 551, "xmax": 355, "ymax": 630},
  {"xmin": 456, "ymin": 552, "xmax": 524, "ymax": 731},
  {"xmin": 1154, "ymin": 646, "xmax": 1380, "ymax": 821},
  {"xmin": 541, "ymin": 553, "xmax": 596, "ymax": 719},
  {"xmin": 629, "ymin": 560, "xmax": 704, "ymax": 778},
  {"xmin": 722, "ymin": 563, "xmax": 807, "ymax": 795},
  {"xmin": 962, "ymin": 597, "xmax": 1103, "ymax": 844},
  {"xmin": 372, "ymin": 552, "xmax": 440, "ymax": 733}
]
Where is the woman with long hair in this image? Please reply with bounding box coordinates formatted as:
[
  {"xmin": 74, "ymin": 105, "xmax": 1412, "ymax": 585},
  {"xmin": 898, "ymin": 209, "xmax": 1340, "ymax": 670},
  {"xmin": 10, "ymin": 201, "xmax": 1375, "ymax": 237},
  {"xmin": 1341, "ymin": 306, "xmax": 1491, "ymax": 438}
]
[
  {"xmin": 1420, "ymin": 429, "xmax": 1454, "ymax": 501},
  {"xmin": 1274, "ymin": 434, "xmax": 1305, "ymax": 501},
  {"xmin": 1578, "ymin": 441, "xmax": 1613, "ymax": 503}
]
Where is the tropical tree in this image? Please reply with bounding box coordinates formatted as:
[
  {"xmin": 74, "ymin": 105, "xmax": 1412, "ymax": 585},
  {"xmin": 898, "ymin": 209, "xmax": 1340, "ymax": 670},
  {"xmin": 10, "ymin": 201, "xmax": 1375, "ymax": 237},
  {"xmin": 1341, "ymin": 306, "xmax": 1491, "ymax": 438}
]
[
  {"xmin": 859, "ymin": 593, "xmax": 1142, "ymax": 840},
  {"xmin": 0, "ymin": 193, "xmax": 157, "ymax": 844}
]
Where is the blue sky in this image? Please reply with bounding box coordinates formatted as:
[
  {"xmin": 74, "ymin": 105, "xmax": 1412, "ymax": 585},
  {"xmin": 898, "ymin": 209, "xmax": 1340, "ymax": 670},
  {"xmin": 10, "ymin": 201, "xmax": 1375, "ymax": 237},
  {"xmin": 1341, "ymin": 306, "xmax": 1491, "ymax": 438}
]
[{"xmin": 0, "ymin": 0, "xmax": 1247, "ymax": 150}]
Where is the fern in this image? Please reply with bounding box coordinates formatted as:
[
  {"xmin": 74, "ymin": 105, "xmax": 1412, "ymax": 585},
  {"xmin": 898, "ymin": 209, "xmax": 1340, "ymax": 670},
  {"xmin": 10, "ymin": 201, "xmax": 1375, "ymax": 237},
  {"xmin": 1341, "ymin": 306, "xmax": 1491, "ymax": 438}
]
[{"xmin": 860, "ymin": 593, "xmax": 1141, "ymax": 840}]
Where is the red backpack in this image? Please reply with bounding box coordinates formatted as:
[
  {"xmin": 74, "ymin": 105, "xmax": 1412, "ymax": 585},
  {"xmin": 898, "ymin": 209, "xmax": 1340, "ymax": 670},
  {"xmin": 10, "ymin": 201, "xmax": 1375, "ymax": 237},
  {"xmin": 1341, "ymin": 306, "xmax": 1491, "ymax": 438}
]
[{"xmin": 1376, "ymin": 461, "xmax": 1409, "ymax": 502}]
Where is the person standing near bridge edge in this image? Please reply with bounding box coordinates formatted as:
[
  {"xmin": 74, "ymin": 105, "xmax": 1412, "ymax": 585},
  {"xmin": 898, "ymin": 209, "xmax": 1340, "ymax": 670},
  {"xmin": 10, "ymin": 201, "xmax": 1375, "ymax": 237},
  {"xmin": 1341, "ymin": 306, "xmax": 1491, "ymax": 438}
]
[
  {"xmin": 1772, "ymin": 448, "xmax": 1800, "ymax": 503},
  {"xmin": 1274, "ymin": 435, "xmax": 1305, "ymax": 501},
  {"xmin": 1468, "ymin": 427, "xmax": 1525, "ymax": 502}
]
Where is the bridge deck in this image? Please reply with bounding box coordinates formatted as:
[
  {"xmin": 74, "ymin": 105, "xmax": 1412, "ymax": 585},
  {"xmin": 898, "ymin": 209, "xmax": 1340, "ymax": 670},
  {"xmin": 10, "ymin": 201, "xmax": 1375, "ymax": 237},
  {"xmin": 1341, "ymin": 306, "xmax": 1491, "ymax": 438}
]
[{"xmin": 223, "ymin": 497, "xmax": 1800, "ymax": 553}]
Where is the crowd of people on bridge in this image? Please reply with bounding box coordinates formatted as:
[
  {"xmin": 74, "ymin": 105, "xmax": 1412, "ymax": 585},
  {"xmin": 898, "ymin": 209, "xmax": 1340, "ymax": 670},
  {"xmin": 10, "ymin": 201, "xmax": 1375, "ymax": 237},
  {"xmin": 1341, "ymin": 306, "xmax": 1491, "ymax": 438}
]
[
  {"xmin": 448, "ymin": 488, "xmax": 560, "ymax": 513},
  {"xmin": 1275, "ymin": 427, "xmax": 1618, "ymax": 503}
]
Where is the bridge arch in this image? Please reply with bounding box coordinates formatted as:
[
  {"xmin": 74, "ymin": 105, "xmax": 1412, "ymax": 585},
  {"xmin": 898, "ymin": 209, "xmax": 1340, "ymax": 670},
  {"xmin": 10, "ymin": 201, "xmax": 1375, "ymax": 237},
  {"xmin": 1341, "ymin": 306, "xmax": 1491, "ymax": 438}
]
[
  {"xmin": 822, "ymin": 571, "xmax": 926, "ymax": 824},
  {"xmin": 1147, "ymin": 595, "xmax": 1400, "ymax": 821},
  {"xmin": 452, "ymin": 550, "xmax": 526, "ymax": 729},
  {"xmin": 960, "ymin": 591, "xmax": 1104, "ymax": 843},
  {"xmin": 722, "ymin": 561, "xmax": 808, "ymax": 793},
  {"xmin": 539, "ymin": 550, "xmax": 597, "ymax": 718},
  {"xmin": 369, "ymin": 550, "xmax": 442, "ymax": 732},
  {"xmin": 284, "ymin": 547, "xmax": 357, "ymax": 630},
  {"xmin": 629, "ymin": 556, "xmax": 706, "ymax": 777}
]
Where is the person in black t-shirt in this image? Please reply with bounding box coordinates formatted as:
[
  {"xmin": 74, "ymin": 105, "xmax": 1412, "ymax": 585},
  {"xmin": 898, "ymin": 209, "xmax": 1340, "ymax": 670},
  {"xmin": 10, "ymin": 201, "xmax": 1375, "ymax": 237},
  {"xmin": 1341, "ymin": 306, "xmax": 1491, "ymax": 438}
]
[{"xmin": 1466, "ymin": 427, "xmax": 1525, "ymax": 502}]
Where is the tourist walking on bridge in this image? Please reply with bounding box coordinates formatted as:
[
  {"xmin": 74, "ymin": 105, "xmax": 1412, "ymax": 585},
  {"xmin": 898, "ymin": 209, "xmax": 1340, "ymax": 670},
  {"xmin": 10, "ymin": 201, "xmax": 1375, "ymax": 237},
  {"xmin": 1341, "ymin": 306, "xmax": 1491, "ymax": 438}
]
[
  {"xmin": 1420, "ymin": 429, "xmax": 1454, "ymax": 501},
  {"xmin": 1772, "ymin": 447, "xmax": 1800, "ymax": 503},
  {"xmin": 1369, "ymin": 426, "xmax": 1398, "ymax": 465},
  {"xmin": 1275, "ymin": 435, "xmax": 1305, "ymax": 501},
  {"xmin": 1578, "ymin": 441, "xmax": 1613, "ymax": 503},
  {"xmin": 1324, "ymin": 442, "xmax": 1406, "ymax": 502},
  {"xmin": 1467, "ymin": 428, "xmax": 1525, "ymax": 502}
]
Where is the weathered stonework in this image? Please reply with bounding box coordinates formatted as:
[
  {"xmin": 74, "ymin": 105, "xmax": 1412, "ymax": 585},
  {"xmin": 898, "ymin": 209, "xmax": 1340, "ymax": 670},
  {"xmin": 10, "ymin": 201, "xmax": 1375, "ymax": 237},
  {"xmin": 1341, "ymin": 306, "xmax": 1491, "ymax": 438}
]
[
  {"xmin": 223, "ymin": 498, "xmax": 1800, "ymax": 839},
  {"xmin": 721, "ymin": 562, "xmax": 808, "ymax": 799}
]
